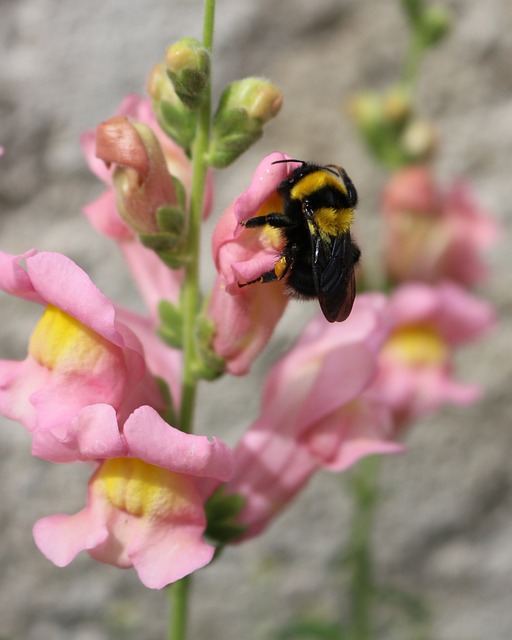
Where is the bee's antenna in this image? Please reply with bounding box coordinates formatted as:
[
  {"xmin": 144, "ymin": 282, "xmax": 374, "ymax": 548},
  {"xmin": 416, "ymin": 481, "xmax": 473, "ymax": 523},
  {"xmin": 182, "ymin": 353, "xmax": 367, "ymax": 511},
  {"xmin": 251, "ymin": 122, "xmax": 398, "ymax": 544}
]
[
  {"xmin": 271, "ymin": 158, "xmax": 305, "ymax": 166},
  {"xmin": 323, "ymin": 164, "xmax": 343, "ymax": 178}
]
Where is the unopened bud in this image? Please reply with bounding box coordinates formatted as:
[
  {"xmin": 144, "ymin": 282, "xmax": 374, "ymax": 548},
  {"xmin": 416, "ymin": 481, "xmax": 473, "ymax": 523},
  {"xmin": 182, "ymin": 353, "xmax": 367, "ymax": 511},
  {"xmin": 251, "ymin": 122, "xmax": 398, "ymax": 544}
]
[
  {"xmin": 96, "ymin": 117, "xmax": 186, "ymax": 245},
  {"xmin": 382, "ymin": 87, "xmax": 412, "ymax": 126},
  {"xmin": 420, "ymin": 6, "xmax": 451, "ymax": 46},
  {"xmin": 221, "ymin": 78, "xmax": 283, "ymax": 123},
  {"xmin": 147, "ymin": 62, "xmax": 196, "ymax": 151},
  {"xmin": 165, "ymin": 38, "xmax": 210, "ymax": 110},
  {"xmin": 208, "ymin": 77, "xmax": 283, "ymax": 168},
  {"xmin": 401, "ymin": 118, "xmax": 438, "ymax": 162}
]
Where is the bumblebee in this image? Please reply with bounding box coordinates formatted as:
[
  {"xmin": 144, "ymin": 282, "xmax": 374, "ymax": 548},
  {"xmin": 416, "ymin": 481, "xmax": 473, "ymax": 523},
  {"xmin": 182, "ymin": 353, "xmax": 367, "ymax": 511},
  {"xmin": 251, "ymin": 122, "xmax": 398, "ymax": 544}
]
[{"xmin": 239, "ymin": 159, "xmax": 361, "ymax": 322}]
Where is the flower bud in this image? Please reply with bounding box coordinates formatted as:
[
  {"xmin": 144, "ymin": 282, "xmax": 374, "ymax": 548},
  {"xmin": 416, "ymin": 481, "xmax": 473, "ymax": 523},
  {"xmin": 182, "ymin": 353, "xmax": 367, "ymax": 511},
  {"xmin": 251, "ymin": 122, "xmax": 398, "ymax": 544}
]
[
  {"xmin": 382, "ymin": 87, "xmax": 412, "ymax": 127},
  {"xmin": 208, "ymin": 78, "xmax": 283, "ymax": 168},
  {"xmin": 420, "ymin": 6, "xmax": 451, "ymax": 46},
  {"xmin": 96, "ymin": 117, "xmax": 187, "ymax": 263},
  {"xmin": 165, "ymin": 38, "xmax": 210, "ymax": 110},
  {"xmin": 147, "ymin": 62, "xmax": 197, "ymax": 151},
  {"xmin": 347, "ymin": 92, "xmax": 384, "ymax": 131},
  {"xmin": 400, "ymin": 118, "xmax": 438, "ymax": 162}
]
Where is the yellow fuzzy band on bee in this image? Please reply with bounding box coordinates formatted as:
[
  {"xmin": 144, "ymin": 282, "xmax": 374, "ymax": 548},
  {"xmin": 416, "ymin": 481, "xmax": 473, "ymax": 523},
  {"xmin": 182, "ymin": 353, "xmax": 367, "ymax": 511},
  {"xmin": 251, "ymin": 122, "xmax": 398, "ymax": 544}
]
[
  {"xmin": 314, "ymin": 207, "xmax": 354, "ymax": 235},
  {"xmin": 289, "ymin": 170, "xmax": 347, "ymax": 201}
]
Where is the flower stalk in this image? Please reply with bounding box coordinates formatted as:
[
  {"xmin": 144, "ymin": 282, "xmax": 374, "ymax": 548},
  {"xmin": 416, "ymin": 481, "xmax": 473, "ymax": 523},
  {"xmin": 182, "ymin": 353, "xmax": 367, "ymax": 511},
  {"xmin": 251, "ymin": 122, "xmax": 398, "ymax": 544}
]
[
  {"xmin": 346, "ymin": 456, "xmax": 381, "ymax": 640},
  {"xmin": 171, "ymin": 1, "xmax": 216, "ymax": 638},
  {"xmin": 169, "ymin": 576, "xmax": 191, "ymax": 640},
  {"xmin": 178, "ymin": 0, "xmax": 215, "ymax": 435}
]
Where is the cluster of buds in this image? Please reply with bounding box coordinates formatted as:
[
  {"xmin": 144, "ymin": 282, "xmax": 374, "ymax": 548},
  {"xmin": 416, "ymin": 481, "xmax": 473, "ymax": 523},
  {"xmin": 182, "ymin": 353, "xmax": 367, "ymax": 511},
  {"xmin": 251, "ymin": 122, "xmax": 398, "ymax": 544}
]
[{"xmin": 148, "ymin": 37, "xmax": 282, "ymax": 167}]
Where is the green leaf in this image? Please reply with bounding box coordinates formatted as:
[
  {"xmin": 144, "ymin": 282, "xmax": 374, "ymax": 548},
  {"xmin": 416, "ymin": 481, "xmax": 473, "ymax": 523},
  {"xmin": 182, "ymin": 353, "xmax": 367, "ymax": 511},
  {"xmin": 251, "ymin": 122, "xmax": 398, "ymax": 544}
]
[
  {"xmin": 158, "ymin": 300, "xmax": 183, "ymax": 349},
  {"xmin": 204, "ymin": 487, "xmax": 247, "ymax": 545},
  {"xmin": 194, "ymin": 313, "xmax": 225, "ymax": 379}
]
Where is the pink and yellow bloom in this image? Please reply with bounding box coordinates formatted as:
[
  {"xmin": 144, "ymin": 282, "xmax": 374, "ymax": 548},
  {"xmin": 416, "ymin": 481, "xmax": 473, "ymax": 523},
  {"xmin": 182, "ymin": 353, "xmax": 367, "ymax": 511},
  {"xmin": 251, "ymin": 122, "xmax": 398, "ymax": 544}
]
[
  {"xmin": 225, "ymin": 294, "xmax": 402, "ymax": 539},
  {"xmin": 33, "ymin": 405, "xmax": 234, "ymax": 589},
  {"xmin": 0, "ymin": 250, "xmax": 167, "ymax": 456},
  {"xmin": 371, "ymin": 281, "xmax": 496, "ymax": 428},
  {"xmin": 382, "ymin": 166, "xmax": 498, "ymax": 286},
  {"xmin": 208, "ymin": 152, "xmax": 296, "ymax": 375}
]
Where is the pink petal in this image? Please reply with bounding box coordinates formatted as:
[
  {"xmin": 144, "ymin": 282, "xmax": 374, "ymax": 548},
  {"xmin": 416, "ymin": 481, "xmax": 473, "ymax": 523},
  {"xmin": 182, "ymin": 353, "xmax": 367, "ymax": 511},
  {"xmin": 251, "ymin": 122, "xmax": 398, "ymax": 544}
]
[
  {"xmin": 31, "ymin": 404, "xmax": 127, "ymax": 462},
  {"xmin": 123, "ymin": 406, "xmax": 234, "ymax": 481},
  {"xmin": 25, "ymin": 252, "xmax": 122, "ymax": 344},
  {"xmin": 33, "ymin": 508, "xmax": 108, "ymax": 567},
  {"xmin": 128, "ymin": 523, "xmax": 215, "ymax": 589},
  {"xmin": 82, "ymin": 190, "xmax": 132, "ymax": 239},
  {"xmin": 0, "ymin": 250, "xmax": 42, "ymax": 303}
]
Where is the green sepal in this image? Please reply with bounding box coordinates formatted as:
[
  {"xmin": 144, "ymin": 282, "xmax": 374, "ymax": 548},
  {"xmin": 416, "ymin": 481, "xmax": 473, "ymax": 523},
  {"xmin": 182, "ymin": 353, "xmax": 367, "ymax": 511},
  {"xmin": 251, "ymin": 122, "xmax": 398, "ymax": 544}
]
[
  {"xmin": 158, "ymin": 300, "xmax": 184, "ymax": 349},
  {"xmin": 166, "ymin": 38, "xmax": 211, "ymax": 111},
  {"xmin": 204, "ymin": 486, "xmax": 247, "ymax": 545},
  {"xmin": 156, "ymin": 205, "xmax": 186, "ymax": 236},
  {"xmin": 419, "ymin": 6, "xmax": 451, "ymax": 46},
  {"xmin": 206, "ymin": 119, "xmax": 263, "ymax": 169},
  {"xmin": 138, "ymin": 205, "xmax": 188, "ymax": 269},
  {"xmin": 171, "ymin": 176, "xmax": 187, "ymax": 211},
  {"xmin": 401, "ymin": 0, "xmax": 424, "ymax": 26},
  {"xmin": 193, "ymin": 314, "xmax": 225, "ymax": 380},
  {"xmin": 154, "ymin": 99, "xmax": 197, "ymax": 153},
  {"xmin": 206, "ymin": 77, "xmax": 283, "ymax": 168}
]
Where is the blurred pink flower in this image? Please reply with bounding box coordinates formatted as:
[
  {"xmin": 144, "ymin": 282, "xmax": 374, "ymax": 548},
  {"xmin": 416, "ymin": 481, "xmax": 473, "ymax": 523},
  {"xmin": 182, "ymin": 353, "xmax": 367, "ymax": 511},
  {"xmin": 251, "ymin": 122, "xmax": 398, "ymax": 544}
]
[
  {"xmin": 382, "ymin": 166, "xmax": 498, "ymax": 285},
  {"xmin": 208, "ymin": 152, "xmax": 295, "ymax": 375},
  {"xmin": 0, "ymin": 251, "xmax": 167, "ymax": 456},
  {"xmin": 33, "ymin": 405, "xmax": 234, "ymax": 589},
  {"xmin": 225, "ymin": 294, "xmax": 402, "ymax": 539},
  {"xmin": 372, "ymin": 281, "xmax": 496, "ymax": 428}
]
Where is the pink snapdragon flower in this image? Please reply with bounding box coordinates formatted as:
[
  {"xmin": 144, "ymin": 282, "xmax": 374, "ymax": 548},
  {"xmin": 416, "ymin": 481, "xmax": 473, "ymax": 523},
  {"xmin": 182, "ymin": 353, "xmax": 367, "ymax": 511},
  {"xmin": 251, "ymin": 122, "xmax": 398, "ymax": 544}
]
[
  {"xmin": 33, "ymin": 405, "xmax": 234, "ymax": 589},
  {"xmin": 0, "ymin": 250, "xmax": 167, "ymax": 455},
  {"xmin": 382, "ymin": 166, "xmax": 498, "ymax": 285},
  {"xmin": 372, "ymin": 281, "xmax": 496, "ymax": 428},
  {"xmin": 208, "ymin": 152, "xmax": 295, "ymax": 375},
  {"xmin": 225, "ymin": 294, "xmax": 402, "ymax": 539}
]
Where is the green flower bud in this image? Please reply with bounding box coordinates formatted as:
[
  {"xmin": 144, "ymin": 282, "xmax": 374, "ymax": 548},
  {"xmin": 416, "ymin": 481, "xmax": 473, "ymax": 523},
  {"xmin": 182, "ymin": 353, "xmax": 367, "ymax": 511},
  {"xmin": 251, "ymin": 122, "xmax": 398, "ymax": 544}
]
[
  {"xmin": 207, "ymin": 77, "xmax": 283, "ymax": 168},
  {"xmin": 165, "ymin": 38, "xmax": 210, "ymax": 110},
  {"xmin": 420, "ymin": 6, "xmax": 451, "ymax": 46},
  {"xmin": 147, "ymin": 62, "xmax": 196, "ymax": 151}
]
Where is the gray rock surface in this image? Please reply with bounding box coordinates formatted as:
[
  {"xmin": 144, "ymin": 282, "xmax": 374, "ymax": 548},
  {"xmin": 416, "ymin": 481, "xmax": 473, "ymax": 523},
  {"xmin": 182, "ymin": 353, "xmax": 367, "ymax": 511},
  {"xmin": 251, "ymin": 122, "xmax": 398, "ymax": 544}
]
[{"xmin": 1, "ymin": 0, "xmax": 511, "ymax": 638}]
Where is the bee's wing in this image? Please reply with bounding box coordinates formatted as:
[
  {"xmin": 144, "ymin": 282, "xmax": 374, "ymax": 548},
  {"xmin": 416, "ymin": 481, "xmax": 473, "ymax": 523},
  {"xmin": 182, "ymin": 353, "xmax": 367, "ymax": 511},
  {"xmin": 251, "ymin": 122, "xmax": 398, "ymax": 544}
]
[{"xmin": 312, "ymin": 231, "xmax": 357, "ymax": 322}]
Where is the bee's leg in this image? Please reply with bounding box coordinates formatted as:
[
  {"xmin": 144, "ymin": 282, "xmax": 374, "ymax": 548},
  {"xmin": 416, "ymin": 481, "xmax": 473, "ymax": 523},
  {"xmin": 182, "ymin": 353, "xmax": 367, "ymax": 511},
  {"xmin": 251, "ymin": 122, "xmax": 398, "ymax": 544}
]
[
  {"xmin": 238, "ymin": 257, "xmax": 289, "ymax": 288},
  {"xmin": 241, "ymin": 213, "xmax": 295, "ymax": 229}
]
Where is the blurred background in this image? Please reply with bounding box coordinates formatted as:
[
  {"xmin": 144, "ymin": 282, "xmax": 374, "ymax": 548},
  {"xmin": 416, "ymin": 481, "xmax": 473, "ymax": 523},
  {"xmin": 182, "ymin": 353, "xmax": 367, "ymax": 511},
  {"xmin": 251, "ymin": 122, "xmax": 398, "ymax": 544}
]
[{"xmin": 1, "ymin": 0, "xmax": 511, "ymax": 638}]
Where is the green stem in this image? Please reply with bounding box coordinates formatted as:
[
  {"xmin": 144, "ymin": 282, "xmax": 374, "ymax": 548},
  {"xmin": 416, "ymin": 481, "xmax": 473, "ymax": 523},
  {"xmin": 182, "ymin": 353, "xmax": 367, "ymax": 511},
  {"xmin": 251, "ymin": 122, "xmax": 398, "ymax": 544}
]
[
  {"xmin": 178, "ymin": 0, "xmax": 215, "ymax": 434},
  {"xmin": 170, "ymin": 3, "xmax": 216, "ymax": 640},
  {"xmin": 168, "ymin": 576, "xmax": 191, "ymax": 640},
  {"xmin": 346, "ymin": 456, "xmax": 381, "ymax": 640},
  {"xmin": 401, "ymin": 30, "xmax": 425, "ymax": 90}
]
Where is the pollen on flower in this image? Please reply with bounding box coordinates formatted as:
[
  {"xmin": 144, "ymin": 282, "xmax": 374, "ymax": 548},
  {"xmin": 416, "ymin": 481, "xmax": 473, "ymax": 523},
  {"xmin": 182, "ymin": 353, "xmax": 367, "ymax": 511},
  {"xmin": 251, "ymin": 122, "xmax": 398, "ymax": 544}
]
[
  {"xmin": 95, "ymin": 458, "xmax": 197, "ymax": 519},
  {"xmin": 28, "ymin": 305, "xmax": 114, "ymax": 371},
  {"xmin": 249, "ymin": 192, "xmax": 285, "ymax": 250},
  {"xmin": 381, "ymin": 323, "xmax": 448, "ymax": 367}
]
